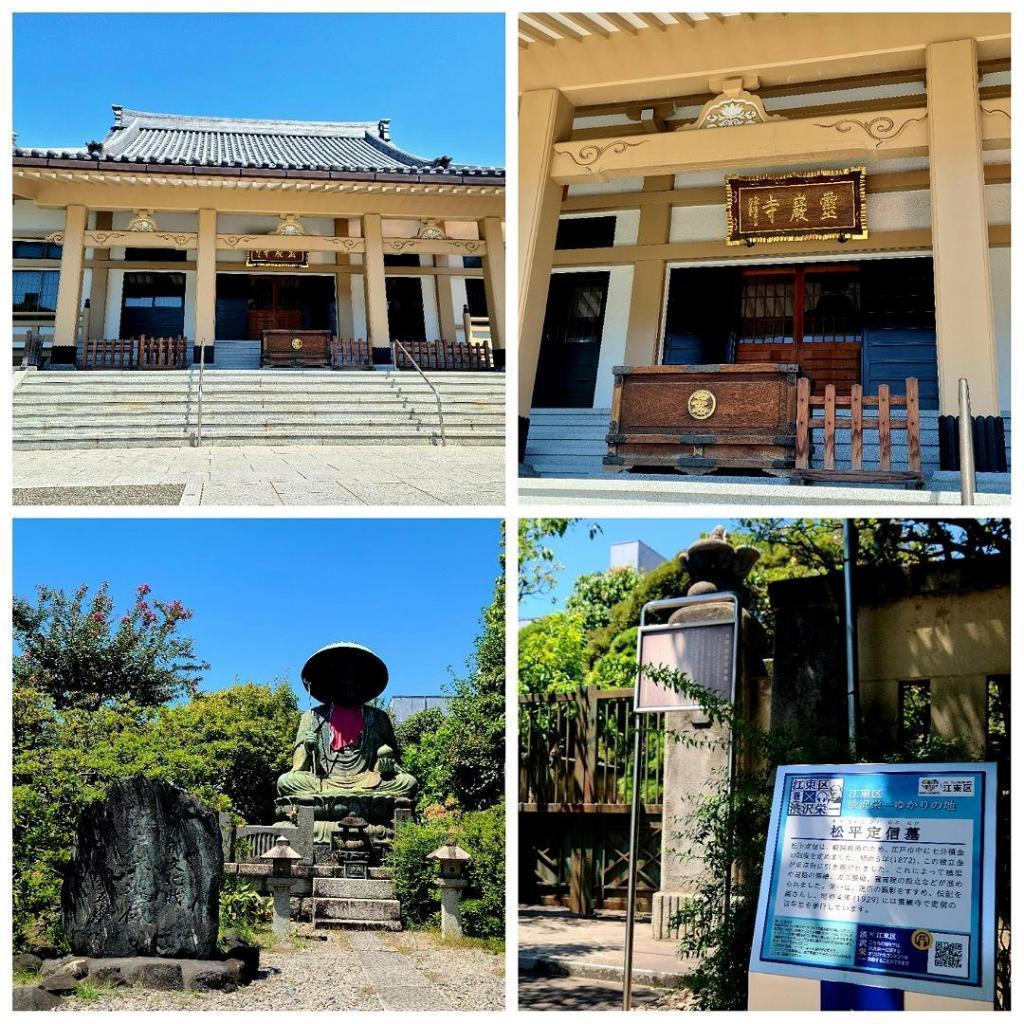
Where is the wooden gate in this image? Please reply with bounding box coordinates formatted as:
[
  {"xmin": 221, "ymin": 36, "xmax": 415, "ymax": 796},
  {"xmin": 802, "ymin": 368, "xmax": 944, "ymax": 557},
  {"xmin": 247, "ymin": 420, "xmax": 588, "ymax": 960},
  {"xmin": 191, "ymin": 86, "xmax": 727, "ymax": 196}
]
[{"xmin": 519, "ymin": 687, "xmax": 664, "ymax": 915}]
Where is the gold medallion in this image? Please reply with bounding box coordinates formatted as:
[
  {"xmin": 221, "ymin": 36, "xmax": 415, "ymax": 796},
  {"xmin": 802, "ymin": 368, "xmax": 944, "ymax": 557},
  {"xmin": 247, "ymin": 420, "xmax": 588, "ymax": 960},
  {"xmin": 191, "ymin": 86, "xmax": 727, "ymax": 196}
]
[
  {"xmin": 291, "ymin": 337, "xmax": 304, "ymax": 351},
  {"xmin": 910, "ymin": 929, "xmax": 932, "ymax": 951},
  {"xmin": 687, "ymin": 389, "xmax": 716, "ymax": 420}
]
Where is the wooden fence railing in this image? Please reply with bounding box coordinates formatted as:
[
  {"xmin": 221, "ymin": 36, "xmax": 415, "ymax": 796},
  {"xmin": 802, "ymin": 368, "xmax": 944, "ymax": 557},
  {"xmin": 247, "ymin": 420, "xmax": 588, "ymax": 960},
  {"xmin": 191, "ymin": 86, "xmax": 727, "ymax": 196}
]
[
  {"xmin": 519, "ymin": 687, "xmax": 664, "ymax": 914},
  {"xmin": 78, "ymin": 336, "xmax": 189, "ymax": 371},
  {"xmin": 394, "ymin": 338, "xmax": 493, "ymax": 371},
  {"xmin": 792, "ymin": 376, "xmax": 924, "ymax": 487},
  {"xmin": 331, "ymin": 337, "xmax": 374, "ymax": 369}
]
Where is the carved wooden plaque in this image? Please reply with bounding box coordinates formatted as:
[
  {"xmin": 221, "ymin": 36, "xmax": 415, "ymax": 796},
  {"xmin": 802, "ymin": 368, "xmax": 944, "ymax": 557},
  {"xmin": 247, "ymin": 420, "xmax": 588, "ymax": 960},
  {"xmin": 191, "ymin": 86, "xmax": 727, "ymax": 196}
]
[
  {"xmin": 246, "ymin": 249, "xmax": 309, "ymax": 268},
  {"xmin": 725, "ymin": 167, "xmax": 867, "ymax": 245}
]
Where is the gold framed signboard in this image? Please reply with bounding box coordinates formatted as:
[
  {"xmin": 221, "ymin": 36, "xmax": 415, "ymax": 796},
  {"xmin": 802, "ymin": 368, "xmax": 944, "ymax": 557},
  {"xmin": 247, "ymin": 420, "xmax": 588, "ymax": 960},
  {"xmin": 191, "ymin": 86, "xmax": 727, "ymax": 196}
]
[
  {"xmin": 725, "ymin": 167, "xmax": 867, "ymax": 246},
  {"xmin": 246, "ymin": 249, "xmax": 309, "ymax": 268}
]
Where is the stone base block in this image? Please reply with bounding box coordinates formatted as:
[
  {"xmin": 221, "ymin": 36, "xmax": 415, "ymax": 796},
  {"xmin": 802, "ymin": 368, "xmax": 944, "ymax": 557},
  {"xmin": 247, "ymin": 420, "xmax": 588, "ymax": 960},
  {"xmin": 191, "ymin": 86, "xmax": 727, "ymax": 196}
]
[
  {"xmin": 651, "ymin": 891, "xmax": 692, "ymax": 941},
  {"xmin": 312, "ymin": 877, "xmax": 395, "ymax": 899},
  {"xmin": 312, "ymin": 897, "xmax": 400, "ymax": 923},
  {"xmin": 314, "ymin": 919, "xmax": 403, "ymax": 932},
  {"xmin": 37, "ymin": 955, "xmax": 251, "ymax": 993}
]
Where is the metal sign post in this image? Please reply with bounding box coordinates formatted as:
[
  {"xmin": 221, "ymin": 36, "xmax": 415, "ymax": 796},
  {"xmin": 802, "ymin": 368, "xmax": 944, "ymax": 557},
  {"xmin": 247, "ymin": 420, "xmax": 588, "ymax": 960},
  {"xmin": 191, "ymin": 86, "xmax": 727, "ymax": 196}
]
[{"xmin": 622, "ymin": 592, "xmax": 741, "ymax": 1010}]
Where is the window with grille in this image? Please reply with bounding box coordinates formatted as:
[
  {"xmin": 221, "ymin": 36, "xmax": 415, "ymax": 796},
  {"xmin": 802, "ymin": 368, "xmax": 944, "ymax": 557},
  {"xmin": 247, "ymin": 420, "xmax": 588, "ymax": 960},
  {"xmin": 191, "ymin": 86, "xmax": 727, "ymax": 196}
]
[{"xmin": 13, "ymin": 270, "xmax": 59, "ymax": 313}]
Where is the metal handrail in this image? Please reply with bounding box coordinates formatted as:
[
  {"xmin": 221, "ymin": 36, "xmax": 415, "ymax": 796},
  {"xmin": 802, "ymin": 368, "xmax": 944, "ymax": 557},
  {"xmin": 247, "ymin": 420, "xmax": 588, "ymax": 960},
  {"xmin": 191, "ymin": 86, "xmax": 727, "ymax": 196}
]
[
  {"xmin": 958, "ymin": 377, "xmax": 976, "ymax": 505},
  {"xmin": 194, "ymin": 338, "xmax": 207, "ymax": 447},
  {"xmin": 391, "ymin": 339, "xmax": 447, "ymax": 446}
]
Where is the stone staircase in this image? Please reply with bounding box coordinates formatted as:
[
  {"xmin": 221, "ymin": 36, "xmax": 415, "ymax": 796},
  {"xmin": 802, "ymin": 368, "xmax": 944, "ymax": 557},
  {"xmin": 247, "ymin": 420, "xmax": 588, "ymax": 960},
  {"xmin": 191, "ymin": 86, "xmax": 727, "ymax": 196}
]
[
  {"xmin": 11, "ymin": 369, "xmax": 505, "ymax": 450},
  {"xmin": 312, "ymin": 874, "xmax": 402, "ymax": 932}
]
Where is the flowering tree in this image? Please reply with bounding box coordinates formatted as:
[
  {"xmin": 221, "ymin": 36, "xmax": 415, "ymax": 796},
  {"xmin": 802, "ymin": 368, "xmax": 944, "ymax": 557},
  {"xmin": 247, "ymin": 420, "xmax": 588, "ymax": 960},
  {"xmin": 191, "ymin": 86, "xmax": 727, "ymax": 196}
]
[{"xmin": 13, "ymin": 582, "xmax": 207, "ymax": 711}]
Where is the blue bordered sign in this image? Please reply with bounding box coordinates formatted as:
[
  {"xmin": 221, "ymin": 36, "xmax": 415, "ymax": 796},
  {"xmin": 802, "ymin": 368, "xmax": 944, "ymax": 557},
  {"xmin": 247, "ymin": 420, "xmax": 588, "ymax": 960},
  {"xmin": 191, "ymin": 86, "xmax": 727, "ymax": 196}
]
[{"xmin": 750, "ymin": 762, "xmax": 996, "ymax": 1002}]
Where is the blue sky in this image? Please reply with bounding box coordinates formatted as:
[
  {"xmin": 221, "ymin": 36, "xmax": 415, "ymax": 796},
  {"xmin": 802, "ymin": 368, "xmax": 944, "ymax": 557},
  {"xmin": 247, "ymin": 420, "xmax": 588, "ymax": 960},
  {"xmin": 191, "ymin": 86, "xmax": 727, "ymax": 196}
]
[
  {"xmin": 13, "ymin": 13, "xmax": 505, "ymax": 167},
  {"xmin": 520, "ymin": 518, "xmax": 741, "ymax": 618},
  {"xmin": 14, "ymin": 518, "xmax": 501, "ymax": 703}
]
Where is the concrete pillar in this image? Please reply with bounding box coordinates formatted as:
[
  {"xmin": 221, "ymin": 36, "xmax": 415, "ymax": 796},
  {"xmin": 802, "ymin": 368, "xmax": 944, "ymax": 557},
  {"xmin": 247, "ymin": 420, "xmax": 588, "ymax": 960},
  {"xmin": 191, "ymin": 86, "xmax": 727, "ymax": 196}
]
[
  {"xmin": 86, "ymin": 211, "xmax": 113, "ymax": 340},
  {"xmin": 926, "ymin": 38, "xmax": 999, "ymax": 414},
  {"xmin": 194, "ymin": 208, "xmax": 217, "ymax": 349},
  {"xmin": 334, "ymin": 217, "xmax": 354, "ymax": 338},
  {"xmin": 480, "ymin": 216, "xmax": 505, "ymax": 351},
  {"xmin": 624, "ymin": 177, "xmax": 673, "ymax": 366},
  {"xmin": 52, "ymin": 204, "xmax": 87, "ymax": 347},
  {"xmin": 362, "ymin": 213, "xmax": 390, "ymax": 346},
  {"xmin": 519, "ymin": 88, "xmax": 575, "ymax": 417}
]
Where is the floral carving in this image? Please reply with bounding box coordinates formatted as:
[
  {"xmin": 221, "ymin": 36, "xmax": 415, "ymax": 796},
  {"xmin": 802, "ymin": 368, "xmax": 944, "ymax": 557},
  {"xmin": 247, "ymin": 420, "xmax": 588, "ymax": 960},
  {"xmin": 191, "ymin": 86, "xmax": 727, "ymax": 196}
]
[{"xmin": 814, "ymin": 114, "xmax": 927, "ymax": 148}]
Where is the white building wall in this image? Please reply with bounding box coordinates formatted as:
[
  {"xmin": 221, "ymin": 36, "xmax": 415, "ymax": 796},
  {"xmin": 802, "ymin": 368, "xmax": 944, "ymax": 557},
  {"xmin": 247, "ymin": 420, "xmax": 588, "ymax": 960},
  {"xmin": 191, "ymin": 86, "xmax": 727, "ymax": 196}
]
[
  {"xmin": 989, "ymin": 246, "xmax": 1011, "ymax": 413},
  {"xmin": 103, "ymin": 271, "xmax": 125, "ymax": 338},
  {"xmin": 351, "ymin": 275, "xmax": 368, "ymax": 339}
]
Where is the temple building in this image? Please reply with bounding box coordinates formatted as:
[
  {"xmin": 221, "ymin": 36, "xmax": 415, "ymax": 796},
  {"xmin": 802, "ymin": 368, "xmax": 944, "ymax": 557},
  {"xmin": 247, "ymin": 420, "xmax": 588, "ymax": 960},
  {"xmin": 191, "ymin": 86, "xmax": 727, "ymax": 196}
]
[
  {"xmin": 518, "ymin": 13, "xmax": 1010, "ymax": 487},
  {"xmin": 13, "ymin": 106, "xmax": 505, "ymax": 369}
]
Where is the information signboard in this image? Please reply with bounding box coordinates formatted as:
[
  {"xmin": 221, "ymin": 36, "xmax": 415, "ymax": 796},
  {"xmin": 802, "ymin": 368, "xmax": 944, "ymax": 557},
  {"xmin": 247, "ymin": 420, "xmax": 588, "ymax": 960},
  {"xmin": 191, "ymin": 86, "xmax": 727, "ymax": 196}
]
[{"xmin": 750, "ymin": 763, "xmax": 996, "ymax": 1002}]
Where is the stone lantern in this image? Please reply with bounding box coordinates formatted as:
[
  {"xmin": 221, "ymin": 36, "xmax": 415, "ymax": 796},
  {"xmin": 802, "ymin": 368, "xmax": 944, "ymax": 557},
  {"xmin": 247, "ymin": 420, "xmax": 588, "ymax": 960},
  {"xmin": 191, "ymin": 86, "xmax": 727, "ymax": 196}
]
[
  {"xmin": 426, "ymin": 840, "xmax": 471, "ymax": 939},
  {"xmin": 261, "ymin": 835, "xmax": 301, "ymax": 942}
]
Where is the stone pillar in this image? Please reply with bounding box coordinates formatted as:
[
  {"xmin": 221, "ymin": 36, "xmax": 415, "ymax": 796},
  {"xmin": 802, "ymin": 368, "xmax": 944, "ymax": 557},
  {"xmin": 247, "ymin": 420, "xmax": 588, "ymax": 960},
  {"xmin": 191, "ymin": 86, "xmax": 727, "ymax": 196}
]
[
  {"xmin": 437, "ymin": 878, "xmax": 467, "ymax": 939},
  {"xmin": 624, "ymin": 176, "xmax": 673, "ymax": 366},
  {"xmin": 926, "ymin": 38, "xmax": 999, "ymax": 415},
  {"xmin": 53, "ymin": 204, "xmax": 87, "ymax": 348},
  {"xmin": 519, "ymin": 88, "xmax": 575, "ymax": 419},
  {"xmin": 267, "ymin": 879, "xmax": 292, "ymax": 943},
  {"xmin": 362, "ymin": 213, "xmax": 390, "ymax": 347},
  {"xmin": 194, "ymin": 208, "xmax": 217, "ymax": 351},
  {"xmin": 480, "ymin": 216, "xmax": 505, "ymax": 352},
  {"xmin": 334, "ymin": 217, "xmax": 354, "ymax": 338},
  {"xmin": 86, "ymin": 211, "xmax": 113, "ymax": 340}
]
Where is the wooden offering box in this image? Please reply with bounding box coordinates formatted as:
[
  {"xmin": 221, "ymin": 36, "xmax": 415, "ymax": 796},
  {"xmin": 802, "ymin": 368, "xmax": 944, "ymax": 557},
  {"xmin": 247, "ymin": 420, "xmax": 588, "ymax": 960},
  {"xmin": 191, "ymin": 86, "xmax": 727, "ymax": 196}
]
[
  {"xmin": 605, "ymin": 363, "xmax": 799, "ymax": 474},
  {"xmin": 261, "ymin": 329, "xmax": 332, "ymax": 367}
]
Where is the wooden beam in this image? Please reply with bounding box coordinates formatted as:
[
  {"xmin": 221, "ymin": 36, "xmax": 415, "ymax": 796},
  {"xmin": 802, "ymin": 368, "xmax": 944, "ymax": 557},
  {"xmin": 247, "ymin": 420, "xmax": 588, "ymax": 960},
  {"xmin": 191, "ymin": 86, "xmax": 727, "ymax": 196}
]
[
  {"xmin": 671, "ymin": 13, "xmax": 696, "ymax": 27},
  {"xmin": 518, "ymin": 22, "xmax": 555, "ymax": 46},
  {"xmin": 528, "ymin": 12, "xmax": 583, "ymax": 42},
  {"xmin": 599, "ymin": 12, "xmax": 639, "ymax": 34},
  {"xmin": 635, "ymin": 13, "xmax": 669, "ymax": 31},
  {"xmin": 562, "ymin": 13, "xmax": 609, "ymax": 38},
  {"xmin": 705, "ymin": 13, "xmax": 727, "ymax": 24}
]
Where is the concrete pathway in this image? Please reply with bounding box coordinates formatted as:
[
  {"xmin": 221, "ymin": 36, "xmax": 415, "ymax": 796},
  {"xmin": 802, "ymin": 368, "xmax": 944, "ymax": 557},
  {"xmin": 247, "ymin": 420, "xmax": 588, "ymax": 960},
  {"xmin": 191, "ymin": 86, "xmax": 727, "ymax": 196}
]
[
  {"xmin": 13, "ymin": 444, "xmax": 505, "ymax": 506},
  {"xmin": 347, "ymin": 931, "xmax": 451, "ymax": 1012},
  {"xmin": 519, "ymin": 972, "xmax": 662, "ymax": 1011},
  {"xmin": 518, "ymin": 907, "xmax": 695, "ymax": 987}
]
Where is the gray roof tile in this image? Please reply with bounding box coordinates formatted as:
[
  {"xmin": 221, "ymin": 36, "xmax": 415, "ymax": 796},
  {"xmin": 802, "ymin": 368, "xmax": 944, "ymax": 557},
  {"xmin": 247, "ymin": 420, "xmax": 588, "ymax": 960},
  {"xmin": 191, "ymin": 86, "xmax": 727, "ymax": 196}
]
[{"xmin": 13, "ymin": 105, "xmax": 503, "ymax": 178}]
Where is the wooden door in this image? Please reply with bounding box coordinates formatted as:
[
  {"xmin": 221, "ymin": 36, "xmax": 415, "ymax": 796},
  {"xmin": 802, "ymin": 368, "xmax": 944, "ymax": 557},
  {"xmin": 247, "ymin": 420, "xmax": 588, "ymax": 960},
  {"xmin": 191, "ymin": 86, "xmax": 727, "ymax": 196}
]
[
  {"xmin": 734, "ymin": 264, "xmax": 862, "ymax": 394},
  {"xmin": 532, "ymin": 271, "xmax": 610, "ymax": 408},
  {"xmin": 385, "ymin": 277, "xmax": 427, "ymax": 341}
]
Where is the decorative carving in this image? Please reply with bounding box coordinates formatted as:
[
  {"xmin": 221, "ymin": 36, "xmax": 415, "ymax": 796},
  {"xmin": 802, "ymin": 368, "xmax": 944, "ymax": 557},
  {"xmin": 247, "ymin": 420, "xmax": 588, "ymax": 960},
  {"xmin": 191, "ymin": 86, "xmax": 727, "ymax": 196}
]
[
  {"xmin": 126, "ymin": 209, "xmax": 158, "ymax": 232},
  {"xmin": 327, "ymin": 237, "xmax": 360, "ymax": 251},
  {"xmin": 814, "ymin": 114, "xmax": 927, "ymax": 148},
  {"xmin": 981, "ymin": 106, "xmax": 1011, "ymax": 121},
  {"xmin": 684, "ymin": 81, "xmax": 781, "ymax": 131},
  {"xmin": 45, "ymin": 231, "xmax": 64, "ymax": 245},
  {"xmin": 83, "ymin": 231, "xmax": 196, "ymax": 249},
  {"xmin": 416, "ymin": 218, "xmax": 448, "ymax": 240},
  {"xmin": 565, "ymin": 139, "xmax": 646, "ymax": 169},
  {"xmin": 272, "ymin": 214, "xmax": 305, "ymax": 236},
  {"xmin": 220, "ymin": 235, "xmax": 258, "ymax": 248}
]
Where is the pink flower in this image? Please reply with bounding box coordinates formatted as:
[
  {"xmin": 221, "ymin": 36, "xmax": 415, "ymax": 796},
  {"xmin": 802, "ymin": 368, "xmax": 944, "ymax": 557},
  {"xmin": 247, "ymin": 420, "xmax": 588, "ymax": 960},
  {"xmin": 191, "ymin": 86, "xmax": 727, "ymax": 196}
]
[
  {"xmin": 136, "ymin": 583, "xmax": 152, "ymax": 597},
  {"xmin": 91, "ymin": 611, "xmax": 105, "ymax": 623},
  {"xmin": 121, "ymin": 615, "xmax": 131, "ymax": 624}
]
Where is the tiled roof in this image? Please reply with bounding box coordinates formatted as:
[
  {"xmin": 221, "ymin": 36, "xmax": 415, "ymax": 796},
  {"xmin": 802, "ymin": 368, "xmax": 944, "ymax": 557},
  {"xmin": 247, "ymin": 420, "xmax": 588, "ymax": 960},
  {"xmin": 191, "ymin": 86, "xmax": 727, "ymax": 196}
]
[{"xmin": 13, "ymin": 106, "xmax": 504, "ymax": 179}]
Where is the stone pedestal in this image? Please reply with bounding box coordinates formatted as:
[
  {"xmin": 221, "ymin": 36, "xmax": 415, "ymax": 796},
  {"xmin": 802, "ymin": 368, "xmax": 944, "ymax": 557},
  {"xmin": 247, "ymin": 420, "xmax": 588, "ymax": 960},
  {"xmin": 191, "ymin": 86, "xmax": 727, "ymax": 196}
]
[{"xmin": 437, "ymin": 878, "xmax": 467, "ymax": 939}]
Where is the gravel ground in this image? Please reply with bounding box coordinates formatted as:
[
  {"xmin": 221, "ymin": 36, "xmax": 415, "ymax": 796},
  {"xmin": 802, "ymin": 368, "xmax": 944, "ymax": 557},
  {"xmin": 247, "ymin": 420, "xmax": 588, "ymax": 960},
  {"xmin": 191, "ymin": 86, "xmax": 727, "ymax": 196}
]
[
  {"xmin": 636, "ymin": 985, "xmax": 696, "ymax": 1011},
  {"xmin": 14, "ymin": 484, "xmax": 185, "ymax": 506},
  {"xmin": 54, "ymin": 928, "xmax": 504, "ymax": 1012}
]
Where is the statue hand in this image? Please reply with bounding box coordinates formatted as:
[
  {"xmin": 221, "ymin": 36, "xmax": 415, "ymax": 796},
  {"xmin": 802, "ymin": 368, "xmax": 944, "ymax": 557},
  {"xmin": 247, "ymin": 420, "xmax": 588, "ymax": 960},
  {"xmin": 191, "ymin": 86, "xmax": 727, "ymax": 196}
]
[{"xmin": 376, "ymin": 744, "xmax": 397, "ymax": 777}]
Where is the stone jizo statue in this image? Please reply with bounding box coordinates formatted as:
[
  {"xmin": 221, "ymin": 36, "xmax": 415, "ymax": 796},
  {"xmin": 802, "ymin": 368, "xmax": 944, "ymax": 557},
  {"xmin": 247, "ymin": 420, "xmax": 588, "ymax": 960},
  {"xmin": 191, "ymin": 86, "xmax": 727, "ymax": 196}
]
[{"xmin": 275, "ymin": 642, "xmax": 417, "ymax": 836}]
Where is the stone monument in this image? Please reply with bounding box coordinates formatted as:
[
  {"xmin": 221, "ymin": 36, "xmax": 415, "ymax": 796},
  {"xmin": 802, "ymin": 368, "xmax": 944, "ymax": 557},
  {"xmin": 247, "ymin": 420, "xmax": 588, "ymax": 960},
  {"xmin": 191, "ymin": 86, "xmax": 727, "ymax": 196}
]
[
  {"xmin": 62, "ymin": 777, "xmax": 223, "ymax": 958},
  {"xmin": 651, "ymin": 527, "xmax": 769, "ymax": 940}
]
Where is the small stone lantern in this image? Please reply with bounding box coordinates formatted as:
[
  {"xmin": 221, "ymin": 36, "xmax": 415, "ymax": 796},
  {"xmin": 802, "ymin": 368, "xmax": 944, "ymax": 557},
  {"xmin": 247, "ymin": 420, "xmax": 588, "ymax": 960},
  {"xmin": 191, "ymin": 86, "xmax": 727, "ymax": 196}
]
[
  {"xmin": 427, "ymin": 839, "xmax": 471, "ymax": 939},
  {"xmin": 261, "ymin": 835, "xmax": 301, "ymax": 942}
]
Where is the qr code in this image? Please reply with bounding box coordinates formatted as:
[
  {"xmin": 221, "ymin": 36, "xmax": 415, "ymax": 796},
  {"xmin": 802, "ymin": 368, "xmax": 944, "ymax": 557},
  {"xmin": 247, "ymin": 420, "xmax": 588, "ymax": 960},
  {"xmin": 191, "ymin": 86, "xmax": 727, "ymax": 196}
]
[{"xmin": 928, "ymin": 934, "xmax": 969, "ymax": 978}]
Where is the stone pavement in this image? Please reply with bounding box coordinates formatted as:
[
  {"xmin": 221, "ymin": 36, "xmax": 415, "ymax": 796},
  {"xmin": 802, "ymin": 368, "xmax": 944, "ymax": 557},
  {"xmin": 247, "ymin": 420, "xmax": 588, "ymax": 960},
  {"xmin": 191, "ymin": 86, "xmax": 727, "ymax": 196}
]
[
  {"xmin": 347, "ymin": 930, "xmax": 450, "ymax": 1012},
  {"xmin": 13, "ymin": 444, "xmax": 505, "ymax": 506},
  {"xmin": 518, "ymin": 907, "xmax": 695, "ymax": 987}
]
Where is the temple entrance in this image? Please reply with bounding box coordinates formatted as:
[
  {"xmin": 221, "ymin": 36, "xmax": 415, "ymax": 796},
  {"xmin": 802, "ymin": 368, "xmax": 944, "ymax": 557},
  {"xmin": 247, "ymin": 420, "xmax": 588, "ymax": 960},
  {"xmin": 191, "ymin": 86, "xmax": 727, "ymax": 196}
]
[
  {"xmin": 661, "ymin": 257, "xmax": 938, "ymax": 409},
  {"xmin": 214, "ymin": 273, "xmax": 336, "ymax": 341},
  {"xmin": 533, "ymin": 270, "xmax": 610, "ymax": 408},
  {"xmin": 385, "ymin": 277, "xmax": 426, "ymax": 341}
]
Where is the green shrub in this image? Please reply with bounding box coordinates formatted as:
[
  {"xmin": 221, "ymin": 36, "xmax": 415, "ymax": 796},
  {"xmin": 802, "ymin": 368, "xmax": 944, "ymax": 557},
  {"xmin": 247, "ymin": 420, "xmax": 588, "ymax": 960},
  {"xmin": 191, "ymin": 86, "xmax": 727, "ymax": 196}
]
[
  {"xmin": 388, "ymin": 802, "xmax": 504, "ymax": 938},
  {"xmin": 218, "ymin": 877, "xmax": 271, "ymax": 944}
]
